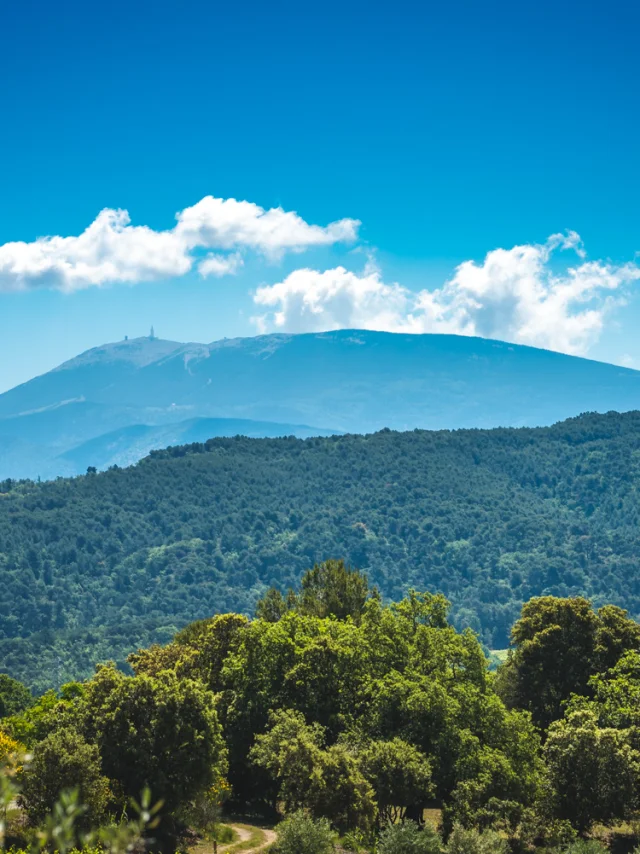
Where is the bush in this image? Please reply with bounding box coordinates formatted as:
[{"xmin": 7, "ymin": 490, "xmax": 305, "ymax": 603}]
[
  {"xmin": 445, "ymin": 824, "xmax": 507, "ymax": 854},
  {"xmin": 273, "ymin": 811, "xmax": 334, "ymax": 854},
  {"xmin": 378, "ymin": 820, "xmax": 442, "ymax": 854}
]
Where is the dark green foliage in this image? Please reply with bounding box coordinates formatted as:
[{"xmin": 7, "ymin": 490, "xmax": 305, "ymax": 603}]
[
  {"xmin": 217, "ymin": 587, "xmax": 539, "ymax": 826},
  {"xmin": 0, "ymin": 673, "xmax": 32, "ymax": 717},
  {"xmin": 256, "ymin": 561, "xmax": 372, "ymax": 623},
  {"xmin": 587, "ymin": 650, "xmax": 640, "ymax": 728},
  {"xmin": 77, "ymin": 665, "xmax": 226, "ymax": 815},
  {"xmin": 19, "ymin": 729, "xmax": 111, "ymax": 829},
  {"xmin": 2, "ymin": 683, "xmax": 82, "ymax": 747},
  {"xmin": 496, "ymin": 597, "xmax": 640, "ymax": 728},
  {"xmin": 6, "ymin": 410, "xmax": 640, "ymax": 689}
]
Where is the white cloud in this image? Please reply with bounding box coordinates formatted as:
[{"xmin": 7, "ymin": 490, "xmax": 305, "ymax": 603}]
[
  {"xmin": 176, "ymin": 196, "xmax": 359, "ymax": 258},
  {"xmin": 253, "ymin": 233, "xmax": 640, "ymax": 355},
  {"xmin": 198, "ymin": 252, "xmax": 244, "ymax": 278},
  {"xmin": 253, "ymin": 265, "xmax": 414, "ymax": 334},
  {"xmin": 0, "ymin": 196, "xmax": 360, "ymax": 292}
]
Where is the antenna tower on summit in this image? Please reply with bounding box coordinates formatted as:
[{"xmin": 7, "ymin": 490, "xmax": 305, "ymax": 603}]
[{"xmin": 150, "ymin": 326, "xmax": 155, "ymax": 340}]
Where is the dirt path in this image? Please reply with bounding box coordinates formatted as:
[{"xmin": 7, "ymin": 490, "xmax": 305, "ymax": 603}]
[
  {"xmin": 250, "ymin": 827, "xmax": 277, "ymax": 851},
  {"xmin": 218, "ymin": 823, "xmax": 276, "ymax": 853}
]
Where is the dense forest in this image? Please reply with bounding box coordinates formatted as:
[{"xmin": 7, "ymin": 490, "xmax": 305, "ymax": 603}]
[
  {"xmin": 3, "ymin": 410, "xmax": 640, "ymax": 690},
  {"xmin": 4, "ymin": 566, "xmax": 640, "ymax": 854}
]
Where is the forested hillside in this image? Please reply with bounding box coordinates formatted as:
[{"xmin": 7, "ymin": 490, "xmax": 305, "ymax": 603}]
[{"xmin": 3, "ymin": 409, "xmax": 640, "ymax": 690}]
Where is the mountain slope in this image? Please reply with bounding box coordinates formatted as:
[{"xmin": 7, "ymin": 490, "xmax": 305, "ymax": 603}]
[
  {"xmin": 58, "ymin": 417, "xmax": 339, "ymax": 472},
  {"xmin": 2, "ymin": 330, "xmax": 640, "ymax": 480},
  {"xmin": 2, "ymin": 410, "xmax": 640, "ymax": 691}
]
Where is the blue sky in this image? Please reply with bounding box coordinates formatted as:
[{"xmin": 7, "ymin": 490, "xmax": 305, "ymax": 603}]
[{"xmin": 0, "ymin": 0, "xmax": 639, "ymax": 392}]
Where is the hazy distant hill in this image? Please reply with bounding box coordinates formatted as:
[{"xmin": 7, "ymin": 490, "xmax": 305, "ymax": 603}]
[{"xmin": 2, "ymin": 329, "xmax": 640, "ymax": 479}]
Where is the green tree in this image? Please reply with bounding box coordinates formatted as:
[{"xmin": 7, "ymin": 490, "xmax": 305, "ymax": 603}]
[
  {"xmin": 19, "ymin": 729, "xmax": 111, "ymax": 829},
  {"xmin": 358, "ymin": 739, "xmax": 433, "ymax": 824},
  {"xmin": 543, "ymin": 708, "xmax": 640, "ymax": 832},
  {"xmin": 391, "ymin": 591, "xmax": 450, "ymax": 632},
  {"xmin": 586, "ymin": 650, "xmax": 640, "ymax": 729},
  {"xmin": 594, "ymin": 605, "xmax": 640, "ymax": 673},
  {"xmin": 0, "ymin": 674, "xmax": 32, "ymax": 718},
  {"xmin": 79, "ymin": 665, "xmax": 226, "ymax": 817},
  {"xmin": 250, "ymin": 710, "xmax": 375, "ymax": 833},
  {"xmin": 496, "ymin": 597, "xmax": 640, "ymax": 729},
  {"xmin": 563, "ymin": 842, "xmax": 608, "ymax": 854},
  {"xmin": 298, "ymin": 560, "xmax": 371, "ymax": 622},
  {"xmin": 249, "ymin": 708, "xmax": 326, "ymax": 813},
  {"xmin": 310, "ymin": 744, "xmax": 376, "ymax": 835},
  {"xmin": 378, "ymin": 820, "xmax": 442, "ymax": 854}
]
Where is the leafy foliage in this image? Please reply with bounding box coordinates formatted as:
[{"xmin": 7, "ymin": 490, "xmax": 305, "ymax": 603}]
[{"xmin": 0, "ymin": 729, "xmax": 23, "ymax": 765}]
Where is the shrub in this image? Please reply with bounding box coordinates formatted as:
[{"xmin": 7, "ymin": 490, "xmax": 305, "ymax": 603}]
[
  {"xmin": 273, "ymin": 811, "xmax": 334, "ymax": 854},
  {"xmin": 445, "ymin": 823, "xmax": 507, "ymax": 854},
  {"xmin": 378, "ymin": 820, "xmax": 442, "ymax": 854}
]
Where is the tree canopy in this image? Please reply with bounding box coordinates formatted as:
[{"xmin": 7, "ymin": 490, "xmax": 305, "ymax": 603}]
[{"xmin": 4, "ymin": 571, "xmax": 640, "ymax": 845}]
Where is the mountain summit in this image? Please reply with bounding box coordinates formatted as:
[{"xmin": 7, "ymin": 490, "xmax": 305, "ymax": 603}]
[{"xmin": 1, "ymin": 329, "xmax": 639, "ymax": 480}]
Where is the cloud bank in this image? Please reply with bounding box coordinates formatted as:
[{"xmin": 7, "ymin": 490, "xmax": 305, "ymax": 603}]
[
  {"xmin": 3, "ymin": 192, "xmax": 638, "ymax": 358},
  {"xmin": 0, "ymin": 196, "xmax": 360, "ymax": 292},
  {"xmin": 253, "ymin": 233, "xmax": 640, "ymax": 355}
]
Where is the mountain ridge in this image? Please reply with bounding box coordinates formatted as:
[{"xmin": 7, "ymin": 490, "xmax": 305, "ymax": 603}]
[{"xmin": 2, "ymin": 329, "xmax": 640, "ymax": 480}]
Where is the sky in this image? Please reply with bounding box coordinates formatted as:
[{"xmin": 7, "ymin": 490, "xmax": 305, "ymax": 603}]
[{"xmin": 0, "ymin": 0, "xmax": 639, "ymax": 393}]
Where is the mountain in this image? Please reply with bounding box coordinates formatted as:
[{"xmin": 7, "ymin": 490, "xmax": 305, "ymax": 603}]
[
  {"xmin": 2, "ymin": 330, "xmax": 640, "ymax": 480},
  {"xmin": 3, "ymin": 409, "xmax": 640, "ymax": 691},
  {"xmin": 58, "ymin": 417, "xmax": 339, "ymax": 472}
]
